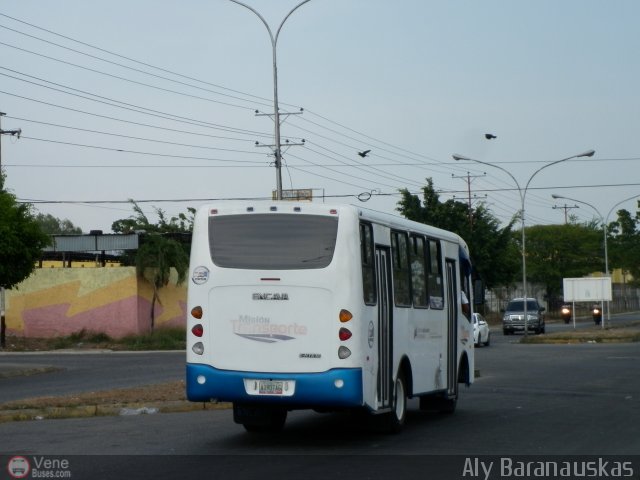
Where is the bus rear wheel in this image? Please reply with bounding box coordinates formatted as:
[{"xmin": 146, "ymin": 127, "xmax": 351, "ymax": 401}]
[
  {"xmin": 378, "ymin": 372, "xmax": 407, "ymax": 434},
  {"xmin": 233, "ymin": 404, "xmax": 287, "ymax": 433}
]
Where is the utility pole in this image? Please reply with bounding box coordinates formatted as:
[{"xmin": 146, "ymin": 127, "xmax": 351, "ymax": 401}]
[
  {"xmin": 451, "ymin": 171, "xmax": 486, "ymax": 228},
  {"xmin": 0, "ymin": 112, "xmax": 21, "ymax": 348},
  {"xmin": 254, "ymin": 108, "xmax": 305, "ymax": 198},
  {"xmin": 0, "ymin": 112, "xmax": 22, "ymax": 173},
  {"xmin": 229, "ymin": 0, "xmax": 312, "ymax": 200},
  {"xmin": 553, "ymin": 203, "xmax": 579, "ymax": 224}
]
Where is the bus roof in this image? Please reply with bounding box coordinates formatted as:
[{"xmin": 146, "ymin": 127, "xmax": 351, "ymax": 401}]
[{"xmin": 198, "ymin": 201, "xmax": 469, "ymax": 254}]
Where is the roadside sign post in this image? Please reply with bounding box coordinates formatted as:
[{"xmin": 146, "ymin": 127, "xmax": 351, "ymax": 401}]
[{"xmin": 563, "ymin": 277, "xmax": 612, "ymax": 329}]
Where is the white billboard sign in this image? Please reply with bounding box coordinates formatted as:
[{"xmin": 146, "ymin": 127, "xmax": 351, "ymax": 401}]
[
  {"xmin": 563, "ymin": 277, "xmax": 612, "ymax": 302},
  {"xmin": 272, "ymin": 189, "xmax": 313, "ymax": 201}
]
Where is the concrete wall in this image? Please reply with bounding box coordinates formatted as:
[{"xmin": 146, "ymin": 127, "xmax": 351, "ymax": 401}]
[{"xmin": 5, "ymin": 267, "xmax": 187, "ymax": 338}]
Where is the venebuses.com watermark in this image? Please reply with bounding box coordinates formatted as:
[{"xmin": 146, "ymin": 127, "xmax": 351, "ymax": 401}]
[{"xmin": 6, "ymin": 456, "xmax": 72, "ymax": 479}]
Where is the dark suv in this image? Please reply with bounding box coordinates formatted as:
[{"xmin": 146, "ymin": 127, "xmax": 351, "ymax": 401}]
[{"xmin": 502, "ymin": 297, "xmax": 546, "ymax": 335}]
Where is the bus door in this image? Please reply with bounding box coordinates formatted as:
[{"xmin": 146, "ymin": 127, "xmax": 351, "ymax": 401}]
[
  {"xmin": 375, "ymin": 246, "xmax": 393, "ymax": 409},
  {"xmin": 445, "ymin": 259, "xmax": 458, "ymax": 398}
]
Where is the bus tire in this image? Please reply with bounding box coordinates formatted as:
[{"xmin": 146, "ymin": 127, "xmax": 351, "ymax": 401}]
[{"xmin": 378, "ymin": 372, "xmax": 407, "ymax": 434}]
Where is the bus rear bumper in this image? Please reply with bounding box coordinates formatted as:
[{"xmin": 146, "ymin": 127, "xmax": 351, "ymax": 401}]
[{"xmin": 186, "ymin": 363, "xmax": 363, "ymax": 408}]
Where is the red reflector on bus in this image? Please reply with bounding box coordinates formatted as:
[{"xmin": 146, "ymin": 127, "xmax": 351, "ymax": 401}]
[
  {"xmin": 330, "ymin": 209, "xmax": 338, "ymax": 214},
  {"xmin": 210, "ymin": 209, "xmax": 218, "ymax": 215},
  {"xmin": 339, "ymin": 327, "xmax": 352, "ymax": 341},
  {"xmin": 191, "ymin": 324, "xmax": 204, "ymax": 337}
]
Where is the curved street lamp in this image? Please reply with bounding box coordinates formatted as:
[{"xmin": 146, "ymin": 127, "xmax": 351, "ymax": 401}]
[
  {"xmin": 551, "ymin": 192, "xmax": 640, "ymax": 324},
  {"xmin": 229, "ymin": 0, "xmax": 312, "ymax": 200},
  {"xmin": 452, "ymin": 149, "xmax": 595, "ymax": 336}
]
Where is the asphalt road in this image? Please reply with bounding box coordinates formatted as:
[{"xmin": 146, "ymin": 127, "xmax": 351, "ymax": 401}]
[
  {"xmin": 0, "ymin": 351, "xmax": 184, "ymax": 403},
  {"xmin": 1, "ymin": 327, "xmax": 639, "ymax": 479}
]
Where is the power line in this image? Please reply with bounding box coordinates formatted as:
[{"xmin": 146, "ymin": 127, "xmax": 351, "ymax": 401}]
[
  {"xmin": 0, "ymin": 68, "xmax": 270, "ymax": 137},
  {"xmin": 0, "ymin": 91, "xmax": 267, "ymax": 143},
  {"xmin": 18, "ymin": 136, "xmax": 270, "ymax": 164},
  {"xmin": 0, "ymin": 39, "xmax": 267, "ymax": 111},
  {"xmin": 0, "ymin": 13, "xmax": 277, "ymax": 106},
  {"xmin": 5, "ymin": 115, "xmax": 263, "ymax": 155}
]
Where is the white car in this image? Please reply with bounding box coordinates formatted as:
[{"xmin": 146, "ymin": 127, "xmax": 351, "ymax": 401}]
[{"xmin": 472, "ymin": 313, "xmax": 491, "ymax": 347}]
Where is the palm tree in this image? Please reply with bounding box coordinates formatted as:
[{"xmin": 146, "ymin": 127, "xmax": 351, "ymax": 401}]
[{"xmin": 135, "ymin": 235, "xmax": 189, "ymax": 331}]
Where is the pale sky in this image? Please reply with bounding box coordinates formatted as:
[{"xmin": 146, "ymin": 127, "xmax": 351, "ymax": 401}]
[{"xmin": 2, "ymin": 0, "xmax": 639, "ymax": 233}]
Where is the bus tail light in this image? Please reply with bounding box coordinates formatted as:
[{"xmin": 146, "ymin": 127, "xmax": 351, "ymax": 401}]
[
  {"xmin": 191, "ymin": 324, "xmax": 204, "ymax": 337},
  {"xmin": 191, "ymin": 306, "xmax": 203, "ymax": 319},
  {"xmin": 339, "ymin": 327, "xmax": 352, "ymax": 341},
  {"xmin": 339, "ymin": 309, "xmax": 352, "ymax": 323},
  {"xmin": 338, "ymin": 346, "xmax": 351, "ymax": 359}
]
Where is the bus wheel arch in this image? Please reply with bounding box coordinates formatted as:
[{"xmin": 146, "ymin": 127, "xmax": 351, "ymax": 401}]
[
  {"xmin": 398, "ymin": 356, "xmax": 414, "ymax": 398},
  {"xmin": 458, "ymin": 352, "xmax": 470, "ymax": 386}
]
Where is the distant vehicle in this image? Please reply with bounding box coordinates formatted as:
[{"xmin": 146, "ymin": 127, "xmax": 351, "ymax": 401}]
[
  {"xmin": 472, "ymin": 313, "xmax": 490, "ymax": 347},
  {"xmin": 560, "ymin": 304, "xmax": 572, "ymax": 324},
  {"xmin": 592, "ymin": 304, "xmax": 603, "ymax": 325},
  {"xmin": 501, "ymin": 297, "xmax": 546, "ymax": 335},
  {"xmin": 186, "ymin": 202, "xmax": 475, "ymax": 433}
]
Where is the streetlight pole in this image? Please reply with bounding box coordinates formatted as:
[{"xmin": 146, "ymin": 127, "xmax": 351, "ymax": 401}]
[
  {"xmin": 551, "ymin": 192, "xmax": 640, "ymax": 324},
  {"xmin": 229, "ymin": 0, "xmax": 312, "ymax": 200},
  {"xmin": 453, "ymin": 149, "xmax": 595, "ymax": 336}
]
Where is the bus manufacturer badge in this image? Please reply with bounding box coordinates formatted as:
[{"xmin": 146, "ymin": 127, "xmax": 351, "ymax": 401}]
[
  {"xmin": 252, "ymin": 293, "xmax": 289, "ymax": 300},
  {"xmin": 191, "ymin": 266, "xmax": 210, "ymax": 285}
]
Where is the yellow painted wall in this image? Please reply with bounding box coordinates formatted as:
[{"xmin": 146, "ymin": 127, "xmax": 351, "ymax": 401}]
[{"xmin": 5, "ymin": 267, "xmax": 187, "ymax": 338}]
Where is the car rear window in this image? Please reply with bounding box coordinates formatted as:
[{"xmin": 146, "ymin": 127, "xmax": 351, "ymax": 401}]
[{"xmin": 507, "ymin": 300, "xmax": 539, "ymax": 311}]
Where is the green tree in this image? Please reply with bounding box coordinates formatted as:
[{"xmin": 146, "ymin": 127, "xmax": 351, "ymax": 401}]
[
  {"xmin": 112, "ymin": 200, "xmax": 192, "ymax": 331},
  {"xmin": 136, "ymin": 235, "xmax": 189, "ymax": 331},
  {"xmin": 35, "ymin": 213, "xmax": 83, "ymax": 234},
  {"xmin": 111, "ymin": 200, "xmax": 194, "ymax": 266},
  {"xmin": 607, "ymin": 208, "xmax": 640, "ymax": 286},
  {"xmin": 524, "ymin": 223, "xmax": 603, "ymax": 298},
  {"xmin": 1, "ymin": 174, "xmax": 51, "ymax": 347},
  {"xmin": 0, "ymin": 177, "xmax": 51, "ymax": 290},
  {"xmin": 397, "ymin": 178, "xmax": 519, "ymax": 289}
]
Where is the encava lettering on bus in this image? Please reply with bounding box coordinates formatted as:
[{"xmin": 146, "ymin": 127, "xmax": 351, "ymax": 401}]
[{"xmin": 252, "ymin": 293, "xmax": 290, "ymax": 300}]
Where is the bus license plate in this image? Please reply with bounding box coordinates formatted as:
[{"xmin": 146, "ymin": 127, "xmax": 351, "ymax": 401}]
[{"xmin": 259, "ymin": 380, "xmax": 283, "ymax": 395}]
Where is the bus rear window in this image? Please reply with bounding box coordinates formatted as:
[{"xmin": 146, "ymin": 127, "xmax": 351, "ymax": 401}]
[{"xmin": 208, "ymin": 214, "xmax": 338, "ymax": 269}]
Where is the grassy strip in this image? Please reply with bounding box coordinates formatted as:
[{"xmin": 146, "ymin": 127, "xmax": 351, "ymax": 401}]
[
  {"xmin": 0, "ymin": 380, "xmax": 188, "ymax": 410},
  {"xmin": 3, "ymin": 327, "xmax": 186, "ymax": 352},
  {"xmin": 520, "ymin": 327, "xmax": 640, "ymax": 344},
  {"xmin": 0, "ymin": 380, "xmax": 230, "ymax": 423}
]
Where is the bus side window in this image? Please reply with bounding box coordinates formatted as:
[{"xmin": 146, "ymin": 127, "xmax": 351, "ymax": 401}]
[
  {"xmin": 360, "ymin": 222, "xmax": 376, "ymax": 305},
  {"xmin": 391, "ymin": 231, "xmax": 411, "ymax": 307},
  {"xmin": 410, "ymin": 234, "xmax": 428, "ymax": 308},
  {"xmin": 427, "ymin": 238, "xmax": 444, "ymax": 309}
]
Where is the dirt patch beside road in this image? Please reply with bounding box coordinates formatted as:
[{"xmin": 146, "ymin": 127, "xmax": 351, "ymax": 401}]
[
  {"xmin": 0, "ymin": 380, "xmax": 230, "ymax": 423},
  {"xmin": 521, "ymin": 321, "xmax": 640, "ymax": 344}
]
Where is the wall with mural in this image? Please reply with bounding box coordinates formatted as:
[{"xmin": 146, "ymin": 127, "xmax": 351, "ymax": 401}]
[{"xmin": 5, "ymin": 267, "xmax": 187, "ymax": 338}]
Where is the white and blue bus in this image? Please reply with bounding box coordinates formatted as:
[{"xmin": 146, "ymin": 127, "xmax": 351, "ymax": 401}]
[{"xmin": 186, "ymin": 202, "xmax": 474, "ymax": 432}]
